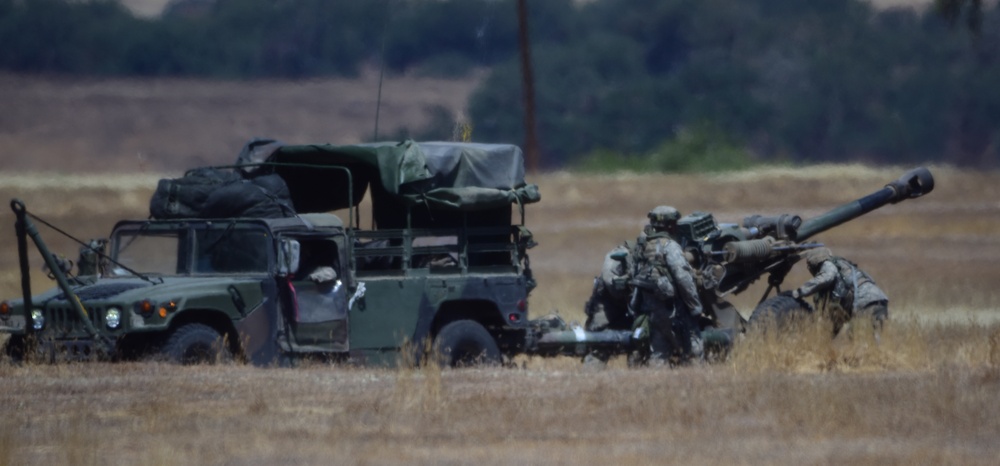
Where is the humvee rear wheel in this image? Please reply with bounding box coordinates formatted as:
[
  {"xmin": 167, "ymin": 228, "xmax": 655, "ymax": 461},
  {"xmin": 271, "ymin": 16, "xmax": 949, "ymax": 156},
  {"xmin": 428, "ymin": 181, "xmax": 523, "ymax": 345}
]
[
  {"xmin": 434, "ymin": 320, "xmax": 501, "ymax": 368},
  {"xmin": 748, "ymin": 295, "xmax": 814, "ymax": 330},
  {"xmin": 163, "ymin": 323, "xmax": 232, "ymax": 364}
]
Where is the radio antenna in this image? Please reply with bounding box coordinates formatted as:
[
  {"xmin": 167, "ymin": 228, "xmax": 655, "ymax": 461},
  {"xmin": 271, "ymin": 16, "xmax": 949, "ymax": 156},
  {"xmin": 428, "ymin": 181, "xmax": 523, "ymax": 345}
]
[{"xmin": 373, "ymin": 0, "xmax": 392, "ymax": 141}]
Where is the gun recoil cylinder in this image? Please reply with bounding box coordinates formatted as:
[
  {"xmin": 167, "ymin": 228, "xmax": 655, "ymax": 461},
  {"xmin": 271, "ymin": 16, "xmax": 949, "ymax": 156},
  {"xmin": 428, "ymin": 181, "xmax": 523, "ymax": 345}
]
[{"xmin": 723, "ymin": 238, "xmax": 774, "ymax": 263}]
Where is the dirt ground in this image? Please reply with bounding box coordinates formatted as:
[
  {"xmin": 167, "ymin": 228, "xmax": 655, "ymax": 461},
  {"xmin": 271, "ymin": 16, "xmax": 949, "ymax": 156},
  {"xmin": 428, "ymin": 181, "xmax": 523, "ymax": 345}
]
[{"xmin": 1, "ymin": 73, "xmax": 999, "ymax": 464}]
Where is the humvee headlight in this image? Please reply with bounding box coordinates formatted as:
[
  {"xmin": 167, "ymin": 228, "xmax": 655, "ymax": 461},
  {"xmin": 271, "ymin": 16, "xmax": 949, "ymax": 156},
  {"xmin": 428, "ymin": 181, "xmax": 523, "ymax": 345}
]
[
  {"xmin": 0, "ymin": 301, "xmax": 10, "ymax": 320},
  {"xmin": 105, "ymin": 308, "xmax": 122, "ymax": 329},
  {"xmin": 30, "ymin": 309, "xmax": 45, "ymax": 330}
]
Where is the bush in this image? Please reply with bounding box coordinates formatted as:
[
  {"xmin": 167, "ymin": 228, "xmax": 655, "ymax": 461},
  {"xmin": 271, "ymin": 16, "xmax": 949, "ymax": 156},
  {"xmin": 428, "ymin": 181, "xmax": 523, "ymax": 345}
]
[
  {"xmin": 573, "ymin": 148, "xmax": 655, "ymax": 173},
  {"xmin": 648, "ymin": 125, "xmax": 755, "ymax": 173},
  {"xmin": 573, "ymin": 125, "xmax": 756, "ymax": 174}
]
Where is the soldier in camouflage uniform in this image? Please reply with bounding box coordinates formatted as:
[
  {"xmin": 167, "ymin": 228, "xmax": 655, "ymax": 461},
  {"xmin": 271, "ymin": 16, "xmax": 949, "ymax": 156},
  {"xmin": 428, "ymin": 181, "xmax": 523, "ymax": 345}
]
[
  {"xmin": 790, "ymin": 247, "xmax": 888, "ymax": 334},
  {"xmin": 631, "ymin": 206, "xmax": 704, "ymax": 365},
  {"xmin": 582, "ymin": 242, "xmax": 635, "ymax": 364}
]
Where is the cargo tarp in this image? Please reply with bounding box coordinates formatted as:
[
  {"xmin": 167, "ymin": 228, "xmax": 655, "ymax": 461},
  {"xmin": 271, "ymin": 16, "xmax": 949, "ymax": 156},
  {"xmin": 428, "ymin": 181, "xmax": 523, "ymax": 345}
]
[{"xmin": 251, "ymin": 140, "xmax": 540, "ymax": 213}]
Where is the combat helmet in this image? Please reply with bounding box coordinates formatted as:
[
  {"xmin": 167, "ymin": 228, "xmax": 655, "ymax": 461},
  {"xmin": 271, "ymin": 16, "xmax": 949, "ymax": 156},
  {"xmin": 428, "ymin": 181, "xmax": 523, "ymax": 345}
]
[
  {"xmin": 803, "ymin": 247, "xmax": 833, "ymax": 271},
  {"xmin": 648, "ymin": 205, "xmax": 681, "ymax": 229}
]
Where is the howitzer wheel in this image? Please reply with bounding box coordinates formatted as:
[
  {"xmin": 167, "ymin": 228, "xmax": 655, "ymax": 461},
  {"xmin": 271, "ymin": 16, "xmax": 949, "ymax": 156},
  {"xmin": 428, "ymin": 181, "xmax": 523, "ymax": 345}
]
[
  {"xmin": 163, "ymin": 323, "xmax": 233, "ymax": 365},
  {"xmin": 434, "ymin": 320, "xmax": 501, "ymax": 368},
  {"xmin": 748, "ymin": 295, "xmax": 814, "ymax": 330}
]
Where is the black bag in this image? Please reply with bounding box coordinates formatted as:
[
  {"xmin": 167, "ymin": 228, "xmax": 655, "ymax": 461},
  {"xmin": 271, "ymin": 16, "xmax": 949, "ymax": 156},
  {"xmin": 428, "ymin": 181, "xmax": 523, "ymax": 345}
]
[
  {"xmin": 150, "ymin": 169, "xmax": 296, "ymax": 219},
  {"xmin": 150, "ymin": 168, "xmax": 242, "ymax": 219},
  {"xmin": 202, "ymin": 174, "xmax": 296, "ymax": 219}
]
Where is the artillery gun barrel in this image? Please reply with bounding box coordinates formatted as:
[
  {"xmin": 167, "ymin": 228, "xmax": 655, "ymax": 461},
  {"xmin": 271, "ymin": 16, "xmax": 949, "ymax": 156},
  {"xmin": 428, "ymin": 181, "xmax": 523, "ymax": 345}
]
[{"xmin": 793, "ymin": 167, "xmax": 934, "ymax": 241}]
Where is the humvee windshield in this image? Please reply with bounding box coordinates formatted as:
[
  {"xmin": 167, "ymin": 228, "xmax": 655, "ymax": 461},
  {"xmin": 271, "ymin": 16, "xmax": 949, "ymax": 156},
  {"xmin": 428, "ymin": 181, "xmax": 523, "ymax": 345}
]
[{"xmin": 111, "ymin": 222, "xmax": 271, "ymax": 276}]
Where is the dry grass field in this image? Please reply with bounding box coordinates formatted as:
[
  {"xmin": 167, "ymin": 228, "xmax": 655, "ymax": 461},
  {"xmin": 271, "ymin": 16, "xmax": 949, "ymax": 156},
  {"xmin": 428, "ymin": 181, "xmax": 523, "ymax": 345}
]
[{"xmin": 1, "ymin": 73, "xmax": 1000, "ymax": 464}]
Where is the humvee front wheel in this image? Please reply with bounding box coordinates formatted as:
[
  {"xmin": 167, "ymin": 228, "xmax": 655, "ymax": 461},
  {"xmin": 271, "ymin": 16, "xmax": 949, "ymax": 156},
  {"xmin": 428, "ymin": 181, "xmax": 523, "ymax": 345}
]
[
  {"xmin": 3, "ymin": 335, "xmax": 27, "ymax": 363},
  {"xmin": 163, "ymin": 323, "xmax": 232, "ymax": 364},
  {"xmin": 434, "ymin": 320, "xmax": 501, "ymax": 368}
]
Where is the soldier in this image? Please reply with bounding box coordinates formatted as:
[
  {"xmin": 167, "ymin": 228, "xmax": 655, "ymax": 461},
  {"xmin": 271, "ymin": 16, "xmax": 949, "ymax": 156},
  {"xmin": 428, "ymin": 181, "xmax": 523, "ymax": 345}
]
[
  {"xmin": 631, "ymin": 206, "xmax": 704, "ymax": 365},
  {"xmin": 789, "ymin": 247, "xmax": 888, "ymax": 334},
  {"xmin": 582, "ymin": 242, "xmax": 635, "ymax": 364}
]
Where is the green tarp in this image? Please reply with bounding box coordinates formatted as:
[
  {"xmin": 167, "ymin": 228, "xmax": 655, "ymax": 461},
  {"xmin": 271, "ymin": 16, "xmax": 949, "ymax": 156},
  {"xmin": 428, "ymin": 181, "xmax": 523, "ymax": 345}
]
[{"xmin": 247, "ymin": 140, "xmax": 540, "ymax": 214}]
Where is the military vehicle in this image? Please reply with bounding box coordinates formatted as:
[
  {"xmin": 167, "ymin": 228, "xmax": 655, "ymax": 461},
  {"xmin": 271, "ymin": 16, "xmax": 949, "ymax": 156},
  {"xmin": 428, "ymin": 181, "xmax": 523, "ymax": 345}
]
[
  {"xmin": 525, "ymin": 167, "xmax": 935, "ymax": 361},
  {"xmin": 0, "ymin": 141, "xmax": 540, "ymax": 366}
]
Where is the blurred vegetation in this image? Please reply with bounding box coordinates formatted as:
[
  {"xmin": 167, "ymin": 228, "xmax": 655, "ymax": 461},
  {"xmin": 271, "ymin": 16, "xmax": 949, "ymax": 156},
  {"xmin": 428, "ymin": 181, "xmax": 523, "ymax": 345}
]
[
  {"xmin": 576, "ymin": 124, "xmax": 756, "ymax": 173},
  {"xmin": 1, "ymin": 0, "xmax": 998, "ymax": 169}
]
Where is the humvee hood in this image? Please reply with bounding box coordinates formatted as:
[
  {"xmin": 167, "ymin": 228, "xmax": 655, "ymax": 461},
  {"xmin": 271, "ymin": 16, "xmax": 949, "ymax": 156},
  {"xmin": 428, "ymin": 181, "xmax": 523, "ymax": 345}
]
[{"xmin": 42, "ymin": 276, "xmax": 261, "ymax": 305}]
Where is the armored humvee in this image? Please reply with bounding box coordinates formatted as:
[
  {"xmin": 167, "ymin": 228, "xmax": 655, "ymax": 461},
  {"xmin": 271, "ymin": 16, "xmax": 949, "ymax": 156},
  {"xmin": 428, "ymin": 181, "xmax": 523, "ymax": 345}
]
[{"xmin": 1, "ymin": 140, "xmax": 540, "ymax": 366}]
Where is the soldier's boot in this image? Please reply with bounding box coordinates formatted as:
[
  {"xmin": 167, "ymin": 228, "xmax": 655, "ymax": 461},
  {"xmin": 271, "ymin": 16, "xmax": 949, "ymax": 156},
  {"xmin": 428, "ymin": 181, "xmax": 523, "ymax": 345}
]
[
  {"xmin": 668, "ymin": 315, "xmax": 702, "ymax": 365},
  {"xmin": 649, "ymin": 330, "xmax": 672, "ymax": 363},
  {"xmin": 648, "ymin": 304, "xmax": 678, "ymax": 364},
  {"xmin": 858, "ymin": 301, "xmax": 889, "ymax": 344},
  {"xmin": 685, "ymin": 331, "xmax": 704, "ymax": 365},
  {"xmin": 582, "ymin": 351, "xmax": 609, "ymax": 369},
  {"xmin": 627, "ymin": 349, "xmax": 649, "ymax": 368},
  {"xmin": 652, "ymin": 326, "xmax": 684, "ymax": 367}
]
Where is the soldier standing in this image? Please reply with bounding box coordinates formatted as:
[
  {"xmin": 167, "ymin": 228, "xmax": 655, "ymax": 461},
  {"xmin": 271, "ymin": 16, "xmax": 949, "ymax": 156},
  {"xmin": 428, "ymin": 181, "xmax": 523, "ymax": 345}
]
[
  {"xmin": 631, "ymin": 206, "xmax": 704, "ymax": 365},
  {"xmin": 790, "ymin": 247, "xmax": 888, "ymax": 334}
]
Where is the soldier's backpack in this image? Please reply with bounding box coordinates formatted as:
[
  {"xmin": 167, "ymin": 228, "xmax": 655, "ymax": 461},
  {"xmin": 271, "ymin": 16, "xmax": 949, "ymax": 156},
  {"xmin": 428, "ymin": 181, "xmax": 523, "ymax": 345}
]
[
  {"xmin": 599, "ymin": 241, "xmax": 633, "ymax": 300},
  {"xmin": 632, "ymin": 232, "xmax": 675, "ymax": 299}
]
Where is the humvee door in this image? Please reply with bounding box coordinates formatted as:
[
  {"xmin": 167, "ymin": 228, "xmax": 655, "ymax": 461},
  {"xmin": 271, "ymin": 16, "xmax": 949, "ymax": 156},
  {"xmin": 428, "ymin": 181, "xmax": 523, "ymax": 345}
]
[{"xmin": 280, "ymin": 235, "xmax": 349, "ymax": 353}]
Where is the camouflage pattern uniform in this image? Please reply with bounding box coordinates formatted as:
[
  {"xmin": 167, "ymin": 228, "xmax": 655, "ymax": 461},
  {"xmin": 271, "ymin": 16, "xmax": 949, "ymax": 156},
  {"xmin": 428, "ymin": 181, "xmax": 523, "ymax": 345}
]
[
  {"xmin": 794, "ymin": 247, "xmax": 888, "ymax": 333},
  {"xmin": 585, "ymin": 243, "xmax": 635, "ymax": 332},
  {"xmin": 583, "ymin": 243, "xmax": 635, "ymax": 364},
  {"xmin": 632, "ymin": 206, "xmax": 703, "ymax": 364}
]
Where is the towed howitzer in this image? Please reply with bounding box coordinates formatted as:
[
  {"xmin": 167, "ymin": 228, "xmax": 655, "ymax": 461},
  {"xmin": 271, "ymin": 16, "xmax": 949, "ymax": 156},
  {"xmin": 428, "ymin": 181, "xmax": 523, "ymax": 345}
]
[
  {"xmin": 526, "ymin": 167, "xmax": 935, "ymax": 360},
  {"xmin": 681, "ymin": 166, "xmax": 934, "ymax": 302}
]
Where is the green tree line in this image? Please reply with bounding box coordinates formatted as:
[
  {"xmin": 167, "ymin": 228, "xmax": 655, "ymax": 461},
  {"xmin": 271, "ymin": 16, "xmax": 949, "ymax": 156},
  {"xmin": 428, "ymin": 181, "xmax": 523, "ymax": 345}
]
[{"xmin": 1, "ymin": 0, "xmax": 997, "ymax": 168}]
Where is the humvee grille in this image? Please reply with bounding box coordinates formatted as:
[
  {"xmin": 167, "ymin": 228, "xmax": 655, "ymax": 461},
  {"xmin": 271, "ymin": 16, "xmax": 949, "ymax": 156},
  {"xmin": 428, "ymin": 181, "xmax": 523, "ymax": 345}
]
[{"xmin": 43, "ymin": 306, "xmax": 103, "ymax": 335}]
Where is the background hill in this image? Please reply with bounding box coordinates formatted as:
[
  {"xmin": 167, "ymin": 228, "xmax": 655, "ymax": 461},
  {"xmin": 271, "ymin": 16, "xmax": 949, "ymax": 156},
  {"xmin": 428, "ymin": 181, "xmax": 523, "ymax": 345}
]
[
  {"xmin": 0, "ymin": 71, "xmax": 481, "ymax": 173},
  {"xmin": 3, "ymin": 0, "xmax": 998, "ymax": 168}
]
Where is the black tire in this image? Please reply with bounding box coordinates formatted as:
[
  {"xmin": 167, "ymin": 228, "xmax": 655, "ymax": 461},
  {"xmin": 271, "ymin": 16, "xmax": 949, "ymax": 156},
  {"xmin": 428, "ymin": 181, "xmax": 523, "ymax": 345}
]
[
  {"xmin": 434, "ymin": 320, "xmax": 501, "ymax": 368},
  {"xmin": 163, "ymin": 323, "xmax": 232, "ymax": 364},
  {"xmin": 3, "ymin": 335, "xmax": 27, "ymax": 363},
  {"xmin": 749, "ymin": 295, "xmax": 814, "ymax": 330}
]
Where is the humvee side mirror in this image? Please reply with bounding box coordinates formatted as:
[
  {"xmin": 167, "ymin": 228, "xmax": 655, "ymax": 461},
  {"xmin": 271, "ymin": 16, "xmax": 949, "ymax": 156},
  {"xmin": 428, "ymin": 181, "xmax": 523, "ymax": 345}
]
[{"xmin": 278, "ymin": 239, "xmax": 300, "ymax": 276}]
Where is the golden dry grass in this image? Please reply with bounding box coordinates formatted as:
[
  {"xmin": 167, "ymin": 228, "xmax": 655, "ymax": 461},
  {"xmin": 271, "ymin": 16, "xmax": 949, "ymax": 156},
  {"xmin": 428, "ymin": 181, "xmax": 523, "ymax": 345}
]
[
  {"xmin": 1, "ymin": 73, "xmax": 999, "ymax": 463},
  {"xmin": 2, "ymin": 166, "xmax": 999, "ymax": 464}
]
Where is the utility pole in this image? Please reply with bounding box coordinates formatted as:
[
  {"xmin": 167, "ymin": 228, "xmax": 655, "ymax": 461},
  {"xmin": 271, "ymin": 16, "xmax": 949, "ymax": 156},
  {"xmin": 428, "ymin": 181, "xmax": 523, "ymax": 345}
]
[{"xmin": 516, "ymin": 0, "xmax": 541, "ymax": 172}]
